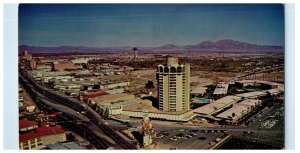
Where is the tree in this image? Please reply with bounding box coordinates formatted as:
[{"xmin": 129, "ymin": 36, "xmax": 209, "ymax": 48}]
[{"xmin": 145, "ymin": 80, "xmax": 154, "ymax": 89}]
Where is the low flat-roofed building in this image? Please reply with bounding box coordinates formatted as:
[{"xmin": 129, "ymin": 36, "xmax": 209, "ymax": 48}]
[
  {"xmin": 216, "ymin": 99, "xmax": 261, "ymax": 124},
  {"xmin": 235, "ymin": 80, "xmax": 283, "ymax": 89},
  {"xmin": 89, "ymin": 93, "xmax": 135, "ymax": 117},
  {"xmin": 99, "ymin": 81, "xmax": 130, "ymax": 90},
  {"xmin": 95, "ymin": 98, "xmax": 151, "ymax": 117},
  {"xmin": 46, "ymin": 142, "xmax": 86, "ymax": 150},
  {"xmin": 30, "ymin": 70, "xmax": 71, "ymax": 77},
  {"xmin": 36, "ymin": 65, "xmax": 52, "ymax": 72},
  {"xmin": 53, "ymin": 83, "xmax": 82, "ymax": 91},
  {"xmin": 190, "ymin": 86, "xmax": 207, "ymax": 97},
  {"xmin": 19, "ymin": 133, "xmax": 44, "ymax": 150},
  {"xmin": 19, "ymin": 126, "xmax": 66, "ymax": 150},
  {"xmin": 26, "ymin": 105, "xmax": 36, "ymax": 113},
  {"xmin": 235, "ymin": 91, "xmax": 267, "ymax": 99},
  {"xmin": 266, "ymin": 88, "xmax": 284, "ymax": 95},
  {"xmin": 213, "ymin": 83, "xmax": 229, "ymax": 95},
  {"xmin": 52, "ymin": 61, "xmax": 79, "ymax": 71},
  {"xmin": 216, "ymin": 104, "xmax": 249, "ymax": 123},
  {"xmin": 43, "ymin": 76, "xmax": 74, "ymax": 83},
  {"xmin": 235, "ymin": 88, "xmax": 284, "ymax": 99},
  {"xmin": 277, "ymin": 84, "xmax": 284, "ymax": 91},
  {"xmin": 19, "ymin": 120, "xmax": 38, "ymax": 132},
  {"xmin": 105, "ymin": 88, "xmax": 125, "ymax": 94},
  {"xmin": 239, "ymin": 99, "xmax": 261, "ymax": 107},
  {"xmin": 122, "ymin": 109, "xmax": 194, "ymax": 122},
  {"xmin": 83, "ymin": 91, "xmax": 109, "ymax": 102},
  {"xmin": 71, "ymin": 58, "xmax": 93, "ymax": 65},
  {"xmin": 122, "ymin": 101, "xmax": 195, "ymax": 121},
  {"xmin": 193, "ymin": 96, "xmax": 241, "ymax": 116}
]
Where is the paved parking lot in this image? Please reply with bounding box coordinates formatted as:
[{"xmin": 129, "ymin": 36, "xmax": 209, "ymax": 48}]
[{"xmin": 154, "ymin": 128, "xmax": 226, "ymax": 149}]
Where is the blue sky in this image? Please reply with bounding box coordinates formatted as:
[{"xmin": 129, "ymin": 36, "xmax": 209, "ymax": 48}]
[{"xmin": 19, "ymin": 4, "xmax": 284, "ymax": 47}]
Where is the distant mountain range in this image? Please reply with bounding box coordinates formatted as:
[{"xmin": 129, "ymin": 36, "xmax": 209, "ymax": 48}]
[{"xmin": 19, "ymin": 39, "xmax": 284, "ymax": 53}]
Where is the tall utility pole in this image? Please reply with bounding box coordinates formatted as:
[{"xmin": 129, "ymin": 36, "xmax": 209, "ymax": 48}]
[{"xmin": 132, "ymin": 47, "xmax": 138, "ymax": 59}]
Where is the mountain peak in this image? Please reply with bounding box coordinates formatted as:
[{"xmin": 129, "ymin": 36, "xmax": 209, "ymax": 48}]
[{"xmin": 19, "ymin": 39, "xmax": 284, "ymax": 53}]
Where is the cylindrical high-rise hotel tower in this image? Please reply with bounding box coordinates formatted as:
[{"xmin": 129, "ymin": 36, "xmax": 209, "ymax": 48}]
[{"xmin": 156, "ymin": 57, "xmax": 190, "ymax": 112}]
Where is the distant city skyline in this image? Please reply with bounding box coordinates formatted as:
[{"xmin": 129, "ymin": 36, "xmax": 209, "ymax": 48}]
[{"xmin": 19, "ymin": 4, "xmax": 284, "ymax": 47}]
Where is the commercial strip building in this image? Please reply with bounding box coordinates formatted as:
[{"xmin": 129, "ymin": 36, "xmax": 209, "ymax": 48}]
[
  {"xmin": 156, "ymin": 57, "xmax": 190, "ymax": 112},
  {"xmin": 216, "ymin": 99, "xmax": 262, "ymax": 124},
  {"xmin": 193, "ymin": 96, "xmax": 242, "ymax": 116}
]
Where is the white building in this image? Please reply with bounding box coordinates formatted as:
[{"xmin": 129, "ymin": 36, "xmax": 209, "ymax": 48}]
[{"xmin": 156, "ymin": 57, "xmax": 190, "ymax": 112}]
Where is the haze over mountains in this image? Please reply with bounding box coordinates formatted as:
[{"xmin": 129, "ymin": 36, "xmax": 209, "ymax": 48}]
[{"xmin": 19, "ymin": 39, "xmax": 284, "ymax": 53}]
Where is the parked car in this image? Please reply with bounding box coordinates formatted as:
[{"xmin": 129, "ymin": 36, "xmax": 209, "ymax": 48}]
[{"xmin": 170, "ymin": 137, "xmax": 178, "ymax": 141}]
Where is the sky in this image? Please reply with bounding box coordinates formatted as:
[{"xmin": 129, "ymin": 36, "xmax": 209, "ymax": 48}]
[{"xmin": 19, "ymin": 4, "xmax": 285, "ymax": 47}]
